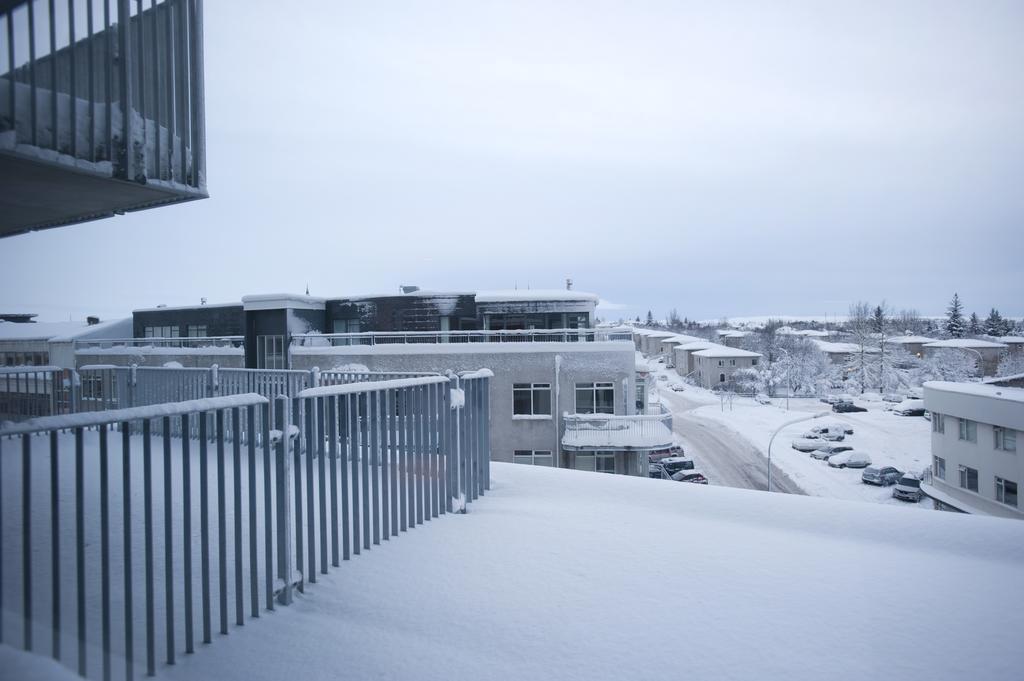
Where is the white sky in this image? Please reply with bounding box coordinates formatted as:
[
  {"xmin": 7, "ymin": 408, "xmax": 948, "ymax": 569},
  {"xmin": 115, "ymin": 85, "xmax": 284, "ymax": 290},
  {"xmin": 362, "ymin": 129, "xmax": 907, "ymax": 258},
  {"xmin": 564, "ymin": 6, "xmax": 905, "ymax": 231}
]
[{"xmin": 1, "ymin": 0, "xmax": 1022, "ymax": 322}]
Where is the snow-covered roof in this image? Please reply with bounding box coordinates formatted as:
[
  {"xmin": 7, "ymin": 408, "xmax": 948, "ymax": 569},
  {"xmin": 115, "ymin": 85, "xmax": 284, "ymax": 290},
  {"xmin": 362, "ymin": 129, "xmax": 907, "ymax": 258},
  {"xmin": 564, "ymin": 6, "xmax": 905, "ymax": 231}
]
[
  {"xmin": 692, "ymin": 346, "xmax": 762, "ymax": 359},
  {"xmin": 475, "ymin": 290, "xmax": 599, "ymax": 303},
  {"xmin": 661, "ymin": 334, "xmax": 704, "ymax": 344},
  {"xmin": 923, "ymin": 339, "xmax": 1008, "ymax": 349},
  {"xmin": 810, "ymin": 340, "xmax": 879, "ymax": 354},
  {"xmin": 0, "ymin": 318, "xmax": 132, "ymax": 342},
  {"xmin": 883, "ymin": 335, "xmax": 937, "ymax": 344},
  {"xmin": 675, "ymin": 341, "xmax": 716, "ymax": 350},
  {"xmin": 133, "ymin": 302, "xmax": 242, "ymax": 313},
  {"xmin": 778, "ymin": 328, "xmax": 830, "ymax": 337},
  {"xmin": 241, "ymin": 294, "xmax": 326, "ymax": 311},
  {"xmin": 924, "ymin": 381, "xmax": 1024, "ymax": 405},
  {"xmin": 716, "ymin": 329, "xmax": 749, "ymax": 337},
  {"xmin": 992, "ymin": 336, "xmax": 1024, "ymax": 343}
]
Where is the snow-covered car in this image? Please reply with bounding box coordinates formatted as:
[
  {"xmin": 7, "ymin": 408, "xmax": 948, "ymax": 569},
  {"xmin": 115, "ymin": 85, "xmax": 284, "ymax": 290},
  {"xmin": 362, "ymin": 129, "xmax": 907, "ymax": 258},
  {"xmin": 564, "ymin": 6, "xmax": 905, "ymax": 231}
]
[
  {"xmin": 812, "ymin": 443, "xmax": 854, "ymax": 459},
  {"xmin": 660, "ymin": 456, "xmax": 697, "ymax": 476},
  {"xmin": 649, "ymin": 463, "xmax": 669, "ymax": 480},
  {"xmin": 893, "ymin": 399, "xmax": 926, "ymax": 416},
  {"xmin": 800, "ymin": 426, "xmax": 846, "ymax": 441},
  {"xmin": 881, "ymin": 393, "xmax": 904, "ymax": 403},
  {"xmin": 827, "ymin": 450, "xmax": 872, "ymax": 468},
  {"xmin": 832, "ymin": 401, "xmax": 867, "ymax": 413},
  {"xmin": 671, "ymin": 471, "xmax": 708, "ymax": 484},
  {"xmin": 755, "ymin": 393, "xmax": 771, "ymax": 405},
  {"xmin": 820, "ymin": 394, "xmax": 851, "ymax": 405},
  {"xmin": 906, "ymin": 388, "xmax": 924, "ymax": 400},
  {"xmin": 809, "ymin": 423, "xmax": 854, "ymax": 435},
  {"xmin": 649, "ymin": 445, "xmax": 684, "ymax": 463},
  {"xmin": 861, "ymin": 466, "xmax": 902, "ymax": 486},
  {"xmin": 892, "ymin": 473, "xmax": 924, "ymax": 502},
  {"xmin": 669, "ymin": 384, "xmax": 687, "ymax": 392},
  {"xmin": 792, "ymin": 438, "xmax": 824, "ymax": 452}
]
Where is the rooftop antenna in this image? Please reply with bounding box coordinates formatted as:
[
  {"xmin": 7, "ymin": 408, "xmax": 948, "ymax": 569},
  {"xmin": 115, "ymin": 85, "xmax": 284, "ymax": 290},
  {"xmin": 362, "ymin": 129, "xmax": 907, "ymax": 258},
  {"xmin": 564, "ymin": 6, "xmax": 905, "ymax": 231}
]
[
  {"xmin": 201, "ymin": 297, "xmax": 207, "ymax": 305},
  {"xmin": 566, "ymin": 278, "xmax": 573, "ymax": 291},
  {"xmin": 305, "ymin": 283, "xmax": 310, "ymax": 296}
]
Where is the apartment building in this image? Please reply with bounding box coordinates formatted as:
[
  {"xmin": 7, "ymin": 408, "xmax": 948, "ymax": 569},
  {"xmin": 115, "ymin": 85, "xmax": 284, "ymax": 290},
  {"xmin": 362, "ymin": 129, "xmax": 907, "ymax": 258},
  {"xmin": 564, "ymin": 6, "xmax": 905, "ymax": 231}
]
[
  {"xmin": 922, "ymin": 339, "xmax": 1008, "ymax": 377},
  {"xmin": 691, "ymin": 346, "xmax": 762, "ymax": 389},
  {"xmin": 922, "ymin": 381, "xmax": 1023, "ymax": 519},
  {"xmin": 74, "ymin": 288, "xmax": 669, "ymax": 476},
  {"xmin": 1, "ymin": 0, "xmax": 207, "ymax": 237},
  {"xmin": 0, "ymin": 316, "xmax": 132, "ymax": 368}
]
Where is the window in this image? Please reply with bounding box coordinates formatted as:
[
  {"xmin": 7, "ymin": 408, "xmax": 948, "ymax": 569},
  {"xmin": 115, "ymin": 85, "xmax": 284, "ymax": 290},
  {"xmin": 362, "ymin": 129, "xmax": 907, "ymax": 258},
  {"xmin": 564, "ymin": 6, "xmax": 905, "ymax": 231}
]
[
  {"xmin": 574, "ymin": 452, "xmax": 615, "ymax": 473},
  {"xmin": 513, "ymin": 383, "xmax": 552, "ymax": 416},
  {"xmin": 575, "ymin": 382, "xmax": 614, "ymax": 414},
  {"xmin": 932, "ymin": 413, "xmax": 945, "ymax": 434},
  {"xmin": 996, "ymin": 477, "xmax": 1018, "ymax": 507},
  {"xmin": 751, "ymin": 358, "xmax": 759, "ymax": 366},
  {"xmin": 933, "ymin": 455, "xmax": 945, "ymax": 480},
  {"xmin": 717, "ymin": 360, "xmax": 724, "ymax": 367},
  {"xmin": 994, "ymin": 427, "xmax": 1017, "ymax": 453},
  {"xmin": 729, "ymin": 359, "xmax": 736, "ymax": 366},
  {"xmin": 719, "ymin": 373, "xmax": 726, "ymax": 383},
  {"xmin": 958, "ymin": 418, "xmax": 977, "ymax": 443},
  {"xmin": 958, "ymin": 465, "xmax": 978, "ymax": 492},
  {"xmin": 256, "ymin": 334, "xmax": 286, "ymax": 369},
  {"xmin": 144, "ymin": 325, "xmax": 179, "ymax": 338},
  {"xmin": 513, "ymin": 450, "xmax": 553, "ymax": 466},
  {"xmin": 187, "ymin": 325, "xmax": 207, "ymax": 337}
]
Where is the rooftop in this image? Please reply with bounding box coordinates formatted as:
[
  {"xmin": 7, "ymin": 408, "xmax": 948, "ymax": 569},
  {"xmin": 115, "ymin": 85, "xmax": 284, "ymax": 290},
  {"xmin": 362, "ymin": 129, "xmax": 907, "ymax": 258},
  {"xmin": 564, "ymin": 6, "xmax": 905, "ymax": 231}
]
[
  {"xmin": 923, "ymin": 339, "xmax": 1009, "ymax": 349},
  {"xmin": 884, "ymin": 335, "xmax": 938, "ymax": 344},
  {"xmin": 0, "ymin": 317, "xmax": 131, "ymax": 342},
  {"xmin": 475, "ymin": 289, "xmax": 599, "ymax": 303},
  {"xmin": 155, "ymin": 463, "xmax": 1024, "ymax": 681},
  {"xmin": 692, "ymin": 346, "xmax": 762, "ymax": 358},
  {"xmin": 923, "ymin": 380, "xmax": 1024, "ymax": 405}
]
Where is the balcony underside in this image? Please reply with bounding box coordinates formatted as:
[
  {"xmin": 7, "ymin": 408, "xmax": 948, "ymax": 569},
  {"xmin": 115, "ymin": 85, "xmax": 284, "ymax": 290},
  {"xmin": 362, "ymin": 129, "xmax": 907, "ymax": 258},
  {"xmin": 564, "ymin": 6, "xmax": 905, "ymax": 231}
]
[{"xmin": 0, "ymin": 150, "xmax": 207, "ymax": 238}]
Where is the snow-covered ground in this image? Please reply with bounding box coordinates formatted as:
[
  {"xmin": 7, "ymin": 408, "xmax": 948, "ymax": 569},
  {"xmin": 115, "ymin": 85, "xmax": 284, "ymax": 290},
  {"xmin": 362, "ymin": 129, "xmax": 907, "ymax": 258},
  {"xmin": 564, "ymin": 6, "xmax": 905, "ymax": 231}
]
[{"xmin": 147, "ymin": 463, "xmax": 1022, "ymax": 681}]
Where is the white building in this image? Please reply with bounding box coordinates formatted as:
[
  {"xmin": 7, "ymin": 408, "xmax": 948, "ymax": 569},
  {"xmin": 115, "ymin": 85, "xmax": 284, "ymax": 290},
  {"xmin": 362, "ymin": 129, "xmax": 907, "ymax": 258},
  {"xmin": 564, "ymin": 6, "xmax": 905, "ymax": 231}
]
[
  {"xmin": 0, "ymin": 318, "xmax": 133, "ymax": 368},
  {"xmin": 922, "ymin": 339, "xmax": 1009, "ymax": 377},
  {"xmin": 691, "ymin": 346, "xmax": 763, "ymax": 389},
  {"xmin": 922, "ymin": 381, "xmax": 1023, "ymax": 519}
]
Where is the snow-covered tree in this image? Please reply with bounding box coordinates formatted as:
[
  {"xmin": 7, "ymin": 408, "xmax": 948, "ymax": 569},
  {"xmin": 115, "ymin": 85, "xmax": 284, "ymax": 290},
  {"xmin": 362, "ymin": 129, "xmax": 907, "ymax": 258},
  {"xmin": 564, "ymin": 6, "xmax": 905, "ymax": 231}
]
[
  {"xmin": 968, "ymin": 312, "xmax": 981, "ymax": 336},
  {"xmin": 645, "ymin": 310, "xmax": 654, "ymax": 326},
  {"xmin": 945, "ymin": 293, "xmax": 966, "ymax": 338},
  {"xmin": 871, "ymin": 305, "xmax": 886, "ymax": 334},
  {"xmin": 985, "ymin": 308, "xmax": 1007, "ymax": 337},
  {"xmin": 667, "ymin": 308, "xmax": 682, "ymax": 331},
  {"xmin": 778, "ymin": 338, "xmax": 830, "ymax": 395},
  {"xmin": 997, "ymin": 352, "xmax": 1024, "ymax": 377},
  {"xmin": 894, "ymin": 309, "xmax": 925, "ymax": 335},
  {"xmin": 740, "ymin": 319, "xmax": 788, "ymax": 396},
  {"xmin": 917, "ymin": 348, "xmax": 978, "ymax": 383}
]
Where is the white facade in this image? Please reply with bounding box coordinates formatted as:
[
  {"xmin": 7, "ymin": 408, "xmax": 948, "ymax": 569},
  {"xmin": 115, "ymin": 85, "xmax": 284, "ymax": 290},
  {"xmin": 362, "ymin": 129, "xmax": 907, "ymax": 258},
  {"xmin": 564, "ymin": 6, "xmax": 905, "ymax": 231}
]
[
  {"xmin": 922, "ymin": 381, "xmax": 1023, "ymax": 519},
  {"xmin": 690, "ymin": 347, "xmax": 763, "ymax": 389}
]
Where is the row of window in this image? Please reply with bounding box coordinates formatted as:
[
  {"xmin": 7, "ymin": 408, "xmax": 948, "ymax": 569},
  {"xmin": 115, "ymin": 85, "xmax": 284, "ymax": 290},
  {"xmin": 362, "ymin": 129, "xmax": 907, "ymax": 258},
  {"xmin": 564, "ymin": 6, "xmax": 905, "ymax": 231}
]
[
  {"xmin": 1, "ymin": 351, "xmax": 49, "ymax": 366},
  {"xmin": 143, "ymin": 325, "xmax": 208, "ymax": 338},
  {"xmin": 933, "ymin": 455, "xmax": 1018, "ymax": 507},
  {"xmin": 512, "ymin": 382, "xmax": 616, "ymax": 416},
  {"xmin": 932, "ymin": 413, "xmax": 1017, "ymax": 452},
  {"xmin": 512, "ymin": 450, "xmax": 617, "ymax": 473}
]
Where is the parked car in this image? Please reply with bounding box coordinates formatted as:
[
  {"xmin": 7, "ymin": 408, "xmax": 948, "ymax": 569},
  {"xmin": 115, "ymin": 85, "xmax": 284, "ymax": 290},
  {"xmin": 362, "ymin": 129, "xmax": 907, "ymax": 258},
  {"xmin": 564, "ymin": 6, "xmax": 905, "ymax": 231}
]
[
  {"xmin": 881, "ymin": 393, "xmax": 904, "ymax": 403},
  {"xmin": 906, "ymin": 388, "xmax": 923, "ymax": 400},
  {"xmin": 833, "ymin": 401, "xmax": 867, "ymax": 413},
  {"xmin": 649, "ymin": 463, "xmax": 669, "ymax": 480},
  {"xmin": 892, "ymin": 473, "xmax": 924, "ymax": 502},
  {"xmin": 755, "ymin": 393, "xmax": 771, "ymax": 405},
  {"xmin": 820, "ymin": 394, "xmax": 853, "ymax": 405},
  {"xmin": 672, "ymin": 471, "xmax": 709, "ymax": 484},
  {"xmin": 808, "ymin": 423, "xmax": 854, "ymax": 435},
  {"xmin": 649, "ymin": 445, "xmax": 684, "ymax": 463},
  {"xmin": 670, "ymin": 384, "xmax": 687, "ymax": 392},
  {"xmin": 861, "ymin": 466, "xmax": 902, "ymax": 486},
  {"xmin": 827, "ymin": 450, "xmax": 872, "ymax": 468},
  {"xmin": 813, "ymin": 442, "xmax": 854, "ymax": 458},
  {"xmin": 800, "ymin": 426, "xmax": 846, "ymax": 441},
  {"xmin": 792, "ymin": 438, "xmax": 824, "ymax": 452},
  {"xmin": 661, "ymin": 456, "xmax": 697, "ymax": 476},
  {"xmin": 893, "ymin": 399, "xmax": 925, "ymax": 416}
]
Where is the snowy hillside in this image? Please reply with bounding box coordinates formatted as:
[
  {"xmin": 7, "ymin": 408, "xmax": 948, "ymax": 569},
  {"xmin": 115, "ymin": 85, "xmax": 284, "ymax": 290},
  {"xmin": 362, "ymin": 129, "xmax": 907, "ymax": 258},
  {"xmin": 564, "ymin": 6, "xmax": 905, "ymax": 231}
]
[{"xmin": 153, "ymin": 463, "xmax": 1024, "ymax": 681}]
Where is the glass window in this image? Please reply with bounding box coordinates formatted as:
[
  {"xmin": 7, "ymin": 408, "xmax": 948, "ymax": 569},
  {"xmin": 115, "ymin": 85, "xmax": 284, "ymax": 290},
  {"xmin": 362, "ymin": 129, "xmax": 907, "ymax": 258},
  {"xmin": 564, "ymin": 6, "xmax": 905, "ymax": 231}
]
[
  {"xmin": 752, "ymin": 358, "xmax": 759, "ymax": 366},
  {"xmin": 257, "ymin": 335, "xmax": 286, "ymax": 369},
  {"xmin": 144, "ymin": 325, "xmax": 179, "ymax": 338},
  {"xmin": 575, "ymin": 382, "xmax": 614, "ymax": 414},
  {"xmin": 995, "ymin": 427, "xmax": 1017, "ymax": 453},
  {"xmin": 513, "ymin": 383, "xmax": 551, "ymax": 416},
  {"xmin": 596, "ymin": 453, "xmax": 616, "ymax": 474},
  {"xmin": 932, "ymin": 413, "xmax": 945, "ymax": 434},
  {"xmin": 932, "ymin": 455, "xmax": 945, "ymax": 480},
  {"xmin": 574, "ymin": 453, "xmax": 596, "ymax": 472},
  {"xmin": 513, "ymin": 450, "xmax": 553, "ymax": 466},
  {"xmin": 959, "ymin": 465, "xmax": 978, "ymax": 492},
  {"xmin": 996, "ymin": 477, "xmax": 1018, "ymax": 507},
  {"xmin": 958, "ymin": 418, "xmax": 977, "ymax": 443},
  {"xmin": 719, "ymin": 373, "xmax": 726, "ymax": 383},
  {"xmin": 187, "ymin": 325, "xmax": 207, "ymax": 337}
]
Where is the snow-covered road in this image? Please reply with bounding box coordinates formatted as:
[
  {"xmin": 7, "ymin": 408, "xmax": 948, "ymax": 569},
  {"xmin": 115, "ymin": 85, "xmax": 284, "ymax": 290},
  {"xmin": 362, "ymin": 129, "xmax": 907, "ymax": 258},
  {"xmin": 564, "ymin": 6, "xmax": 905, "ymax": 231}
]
[{"xmin": 659, "ymin": 388, "xmax": 806, "ymax": 495}]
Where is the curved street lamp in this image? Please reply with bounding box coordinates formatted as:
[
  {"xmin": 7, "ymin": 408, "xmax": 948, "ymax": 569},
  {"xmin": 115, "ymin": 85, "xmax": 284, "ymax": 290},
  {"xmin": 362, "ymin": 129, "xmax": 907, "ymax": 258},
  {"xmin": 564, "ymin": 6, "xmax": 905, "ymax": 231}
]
[{"xmin": 767, "ymin": 410, "xmax": 831, "ymax": 492}]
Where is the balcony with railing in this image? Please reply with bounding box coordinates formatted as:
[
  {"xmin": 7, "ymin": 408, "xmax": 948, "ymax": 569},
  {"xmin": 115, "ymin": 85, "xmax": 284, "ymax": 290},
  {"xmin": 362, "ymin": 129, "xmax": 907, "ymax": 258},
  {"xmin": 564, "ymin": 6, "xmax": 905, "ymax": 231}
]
[
  {"xmin": 561, "ymin": 404, "xmax": 673, "ymax": 453},
  {"xmin": 291, "ymin": 327, "xmax": 635, "ymax": 348},
  {"xmin": 1, "ymin": 0, "xmax": 207, "ymax": 237}
]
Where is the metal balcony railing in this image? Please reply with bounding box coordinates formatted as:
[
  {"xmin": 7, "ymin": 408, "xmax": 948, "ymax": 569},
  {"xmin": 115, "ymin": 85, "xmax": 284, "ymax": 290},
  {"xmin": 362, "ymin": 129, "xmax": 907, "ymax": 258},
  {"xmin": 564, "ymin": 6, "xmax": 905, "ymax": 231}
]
[
  {"xmin": 1, "ymin": 0, "xmax": 207, "ymax": 235},
  {"xmin": 75, "ymin": 336, "xmax": 244, "ymax": 351},
  {"xmin": 561, "ymin": 410, "xmax": 674, "ymax": 452},
  {"xmin": 292, "ymin": 327, "xmax": 635, "ymax": 347}
]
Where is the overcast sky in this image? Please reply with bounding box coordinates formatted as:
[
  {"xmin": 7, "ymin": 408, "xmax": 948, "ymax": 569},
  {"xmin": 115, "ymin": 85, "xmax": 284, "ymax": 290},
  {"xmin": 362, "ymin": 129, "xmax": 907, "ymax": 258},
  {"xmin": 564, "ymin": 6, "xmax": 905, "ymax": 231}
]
[{"xmin": 2, "ymin": 0, "xmax": 1022, "ymax": 323}]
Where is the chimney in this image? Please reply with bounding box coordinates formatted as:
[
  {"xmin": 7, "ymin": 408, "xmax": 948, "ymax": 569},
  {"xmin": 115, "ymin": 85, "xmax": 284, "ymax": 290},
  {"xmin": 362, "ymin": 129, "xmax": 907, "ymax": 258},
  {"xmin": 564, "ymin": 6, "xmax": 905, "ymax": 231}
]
[
  {"xmin": 566, "ymin": 278, "xmax": 573, "ymax": 291},
  {"xmin": 401, "ymin": 285, "xmax": 420, "ymax": 294}
]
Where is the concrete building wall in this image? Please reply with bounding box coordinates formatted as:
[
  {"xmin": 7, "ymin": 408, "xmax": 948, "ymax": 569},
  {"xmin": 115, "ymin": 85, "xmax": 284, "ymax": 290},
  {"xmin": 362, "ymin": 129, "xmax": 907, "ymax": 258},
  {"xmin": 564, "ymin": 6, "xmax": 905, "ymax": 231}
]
[
  {"xmin": 924, "ymin": 383, "xmax": 1024, "ymax": 519},
  {"xmin": 290, "ymin": 343, "xmax": 637, "ymax": 467},
  {"xmin": 694, "ymin": 355, "xmax": 760, "ymax": 389}
]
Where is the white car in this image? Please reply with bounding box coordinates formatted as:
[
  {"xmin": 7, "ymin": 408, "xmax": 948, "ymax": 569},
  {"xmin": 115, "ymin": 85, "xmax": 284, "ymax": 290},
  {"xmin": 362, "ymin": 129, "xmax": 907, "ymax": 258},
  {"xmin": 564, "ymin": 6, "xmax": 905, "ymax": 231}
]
[
  {"xmin": 827, "ymin": 450, "xmax": 872, "ymax": 468},
  {"xmin": 893, "ymin": 399, "xmax": 926, "ymax": 416},
  {"xmin": 800, "ymin": 426, "xmax": 845, "ymax": 441},
  {"xmin": 808, "ymin": 423, "xmax": 855, "ymax": 435},
  {"xmin": 791, "ymin": 438, "xmax": 823, "ymax": 452},
  {"xmin": 809, "ymin": 443, "xmax": 854, "ymax": 460}
]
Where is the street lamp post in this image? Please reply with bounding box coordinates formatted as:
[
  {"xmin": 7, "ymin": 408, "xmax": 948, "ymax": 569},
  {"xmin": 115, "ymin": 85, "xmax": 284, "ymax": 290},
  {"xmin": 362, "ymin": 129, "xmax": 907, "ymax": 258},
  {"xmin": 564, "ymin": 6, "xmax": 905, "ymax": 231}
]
[{"xmin": 767, "ymin": 410, "xmax": 830, "ymax": 492}]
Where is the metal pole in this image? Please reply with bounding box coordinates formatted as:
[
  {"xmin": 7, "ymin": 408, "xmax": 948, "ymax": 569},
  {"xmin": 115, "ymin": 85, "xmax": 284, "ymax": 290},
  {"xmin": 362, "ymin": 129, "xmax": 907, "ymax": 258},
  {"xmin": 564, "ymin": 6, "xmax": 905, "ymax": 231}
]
[{"xmin": 767, "ymin": 411, "xmax": 829, "ymax": 492}]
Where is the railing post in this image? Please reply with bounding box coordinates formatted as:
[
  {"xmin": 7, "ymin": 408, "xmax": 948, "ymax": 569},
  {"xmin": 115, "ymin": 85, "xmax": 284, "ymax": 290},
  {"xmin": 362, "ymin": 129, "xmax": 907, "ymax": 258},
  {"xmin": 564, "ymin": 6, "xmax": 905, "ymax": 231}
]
[
  {"xmin": 210, "ymin": 364, "xmax": 220, "ymax": 397},
  {"xmin": 273, "ymin": 395, "xmax": 294, "ymax": 605},
  {"xmin": 129, "ymin": 364, "xmax": 138, "ymax": 409}
]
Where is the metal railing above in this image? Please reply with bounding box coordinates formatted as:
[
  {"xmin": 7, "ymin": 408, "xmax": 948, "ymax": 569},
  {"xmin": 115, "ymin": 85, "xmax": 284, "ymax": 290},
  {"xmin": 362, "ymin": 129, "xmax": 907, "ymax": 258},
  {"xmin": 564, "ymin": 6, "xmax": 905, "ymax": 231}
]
[
  {"xmin": 292, "ymin": 327, "xmax": 635, "ymax": 347},
  {"xmin": 75, "ymin": 336, "xmax": 244, "ymax": 351}
]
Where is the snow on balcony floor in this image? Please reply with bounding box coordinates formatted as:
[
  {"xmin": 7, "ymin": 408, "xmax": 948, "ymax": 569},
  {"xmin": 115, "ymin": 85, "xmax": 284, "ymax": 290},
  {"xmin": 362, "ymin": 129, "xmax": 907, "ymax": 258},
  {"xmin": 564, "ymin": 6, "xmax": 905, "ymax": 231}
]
[
  {"xmin": 561, "ymin": 419, "xmax": 673, "ymax": 450},
  {"xmin": 157, "ymin": 463, "xmax": 1024, "ymax": 681}
]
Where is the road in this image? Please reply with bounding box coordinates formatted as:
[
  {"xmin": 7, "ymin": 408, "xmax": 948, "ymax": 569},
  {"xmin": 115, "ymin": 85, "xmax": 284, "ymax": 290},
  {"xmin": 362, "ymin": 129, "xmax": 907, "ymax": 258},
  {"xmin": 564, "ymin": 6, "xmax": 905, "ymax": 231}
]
[{"xmin": 659, "ymin": 388, "xmax": 806, "ymax": 495}]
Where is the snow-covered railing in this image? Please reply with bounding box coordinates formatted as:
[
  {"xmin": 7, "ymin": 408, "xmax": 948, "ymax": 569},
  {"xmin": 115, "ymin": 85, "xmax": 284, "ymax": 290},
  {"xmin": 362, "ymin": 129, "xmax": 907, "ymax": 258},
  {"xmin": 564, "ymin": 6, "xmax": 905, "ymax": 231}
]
[
  {"xmin": 561, "ymin": 410, "xmax": 674, "ymax": 451},
  {"xmin": 0, "ymin": 365, "xmax": 76, "ymax": 421},
  {"xmin": 75, "ymin": 336, "xmax": 244, "ymax": 351},
  {"xmin": 1, "ymin": 0, "xmax": 206, "ymax": 195},
  {"xmin": 0, "ymin": 369, "xmax": 493, "ymax": 681},
  {"xmin": 291, "ymin": 327, "xmax": 634, "ymax": 347}
]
